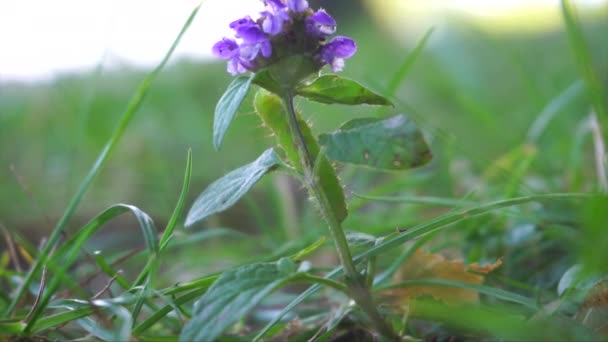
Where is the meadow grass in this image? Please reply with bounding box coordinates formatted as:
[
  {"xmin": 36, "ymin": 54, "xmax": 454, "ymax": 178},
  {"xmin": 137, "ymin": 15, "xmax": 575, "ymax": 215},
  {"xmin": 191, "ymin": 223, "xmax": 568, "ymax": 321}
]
[{"xmin": 1, "ymin": 0, "xmax": 607, "ymax": 340}]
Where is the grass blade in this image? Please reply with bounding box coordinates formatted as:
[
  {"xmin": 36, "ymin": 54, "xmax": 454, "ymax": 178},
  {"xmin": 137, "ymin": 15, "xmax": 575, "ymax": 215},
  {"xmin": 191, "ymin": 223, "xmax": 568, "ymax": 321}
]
[
  {"xmin": 375, "ymin": 279, "xmax": 538, "ymax": 310},
  {"xmin": 23, "ymin": 204, "xmax": 159, "ymax": 332},
  {"xmin": 354, "ymin": 193, "xmax": 476, "ymax": 207},
  {"xmin": 385, "ymin": 27, "xmax": 435, "ymax": 97},
  {"xmin": 5, "ymin": 2, "xmax": 203, "ymax": 316},
  {"xmin": 561, "ymin": 0, "xmax": 608, "ymax": 127},
  {"xmin": 132, "ymin": 149, "xmax": 193, "ymax": 288}
]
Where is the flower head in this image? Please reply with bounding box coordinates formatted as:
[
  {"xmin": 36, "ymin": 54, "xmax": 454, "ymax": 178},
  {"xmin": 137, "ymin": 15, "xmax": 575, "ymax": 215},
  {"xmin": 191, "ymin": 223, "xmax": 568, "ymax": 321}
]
[
  {"xmin": 287, "ymin": 0, "xmax": 308, "ymax": 13},
  {"xmin": 306, "ymin": 10, "xmax": 336, "ymax": 36},
  {"xmin": 321, "ymin": 36, "xmax": 357, "ymax": 72},
  {"xmin": 211, "ymin": 0, "xmax": 356, "ymax": 77}
]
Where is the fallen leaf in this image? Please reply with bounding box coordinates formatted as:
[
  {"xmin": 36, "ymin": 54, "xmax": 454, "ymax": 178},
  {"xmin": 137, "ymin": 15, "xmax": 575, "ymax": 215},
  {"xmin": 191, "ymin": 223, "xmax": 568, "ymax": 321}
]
[{"xmin": 383, "ymin": 250, "xmax": 502, "ymax": 306}]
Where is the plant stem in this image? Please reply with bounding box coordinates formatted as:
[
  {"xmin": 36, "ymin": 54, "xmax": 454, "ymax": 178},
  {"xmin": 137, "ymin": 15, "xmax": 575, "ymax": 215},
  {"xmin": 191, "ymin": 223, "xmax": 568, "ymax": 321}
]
[{"xmin": 281, "ymin": 90, "xmax": 397, "ymax": 340}]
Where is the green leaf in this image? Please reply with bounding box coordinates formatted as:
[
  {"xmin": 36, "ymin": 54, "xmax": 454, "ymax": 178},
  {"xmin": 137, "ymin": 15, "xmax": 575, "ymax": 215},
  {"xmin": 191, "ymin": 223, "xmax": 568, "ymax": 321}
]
[
  {"xmin": 253, "ymin": 69, "xmax": 282, "ymax": 95},
  {"xmin": 0, "ymin": 320, "xmax": 25, "ymax": 335},
  {"xmin": 254, "ymin": 90, "xmax": 348, "ymax": 222},
  {"xmin": 180, "ymin": 263, "xmax": 295, "ymax": 341},
  {"xmin": 319, "ymin": 114, "xmax": 432, "ymax": 170},
  {"xmin": 296, "ymin": 75, "xmax": 392, "ymax": 106},
  {"xmin": 185, "ymin": 148, "xmax": 280, "ymax": 226},
  {"xmin": 213, "ymin": 74, "xmax": 254, "ymax": 150}
]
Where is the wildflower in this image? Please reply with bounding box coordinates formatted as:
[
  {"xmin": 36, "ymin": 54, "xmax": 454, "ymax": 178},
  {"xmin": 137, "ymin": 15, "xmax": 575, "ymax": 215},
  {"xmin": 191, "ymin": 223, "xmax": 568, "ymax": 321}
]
[
  {"xmin": 321, "ymin": 36, "xmax": 357, "ymax": 72},
  {"xmin": 287, "ymin": 0, "xmax": 308, "ymax": 13},
  {"xmin": 306, "ymin": 10, "xmax": 336, "ymax": 36},
  {"xmin": 260, "ymin": 0, "xmax": 292, "ymax": 36},
  {"xmin": 211, "ymin": 0, "xmax": 356, "ymax": 77}
]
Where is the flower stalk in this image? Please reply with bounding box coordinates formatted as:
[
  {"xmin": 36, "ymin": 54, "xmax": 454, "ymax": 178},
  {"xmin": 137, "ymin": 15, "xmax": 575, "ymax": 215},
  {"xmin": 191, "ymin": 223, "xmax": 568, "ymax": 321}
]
[{"xmin": 281, "ymin": 90, "xmax": 398, "ymax": 340}]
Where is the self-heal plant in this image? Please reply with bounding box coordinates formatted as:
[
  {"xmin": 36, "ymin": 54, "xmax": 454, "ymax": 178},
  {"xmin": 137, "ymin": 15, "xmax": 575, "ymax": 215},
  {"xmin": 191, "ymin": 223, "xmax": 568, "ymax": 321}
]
[{"xmin": 182, "ymin": 1, "xmax": 431, "ymax": 341}]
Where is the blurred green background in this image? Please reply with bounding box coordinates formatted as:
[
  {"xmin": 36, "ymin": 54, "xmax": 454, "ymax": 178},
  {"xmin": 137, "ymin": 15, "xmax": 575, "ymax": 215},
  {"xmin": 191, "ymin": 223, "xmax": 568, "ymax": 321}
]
[{"xmin": 1, "ymin": 0, "xmax": 606, "ymax": 275}]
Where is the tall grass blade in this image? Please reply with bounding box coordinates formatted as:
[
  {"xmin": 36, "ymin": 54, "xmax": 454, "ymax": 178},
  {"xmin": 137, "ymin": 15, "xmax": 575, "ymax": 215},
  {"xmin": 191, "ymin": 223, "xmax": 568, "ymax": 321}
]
[
  {"xmin": 386, "ymin": 27, "xmax": 435, "ymax": 97},
  {"xmin": 561, "ymin": 0, "xmax": 608, "ymax": 126}
]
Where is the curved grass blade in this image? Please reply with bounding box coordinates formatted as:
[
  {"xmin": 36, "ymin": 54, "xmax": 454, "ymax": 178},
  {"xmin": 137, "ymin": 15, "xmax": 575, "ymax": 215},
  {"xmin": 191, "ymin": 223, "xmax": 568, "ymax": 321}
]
[
  {"xmin": 561, "ymin": 0, "xmax": 608, "ymax": 125},
  {"xmin": 133, "ymin": 149, "xmax": 193, "ymax": 288},
  {"xmin": 374, "ymin": 230, "xmax": 440, "ymax": 285},
  {"xmin": 385, "ymin": 27, "xmax": 435, "ymax": 97},
  {"xmin": 376, "ymin": 279, "xmax": 538, "ymax": 310},
  {"xmin": 354, "ymin": 194, "xmax": 475, "ymax": 207},
  {"xmin": 76, "ymin": 300, "xmax": 132, "ymax": 341},
  {"xmin": 32, "ymin": 299, "xmax": 132, "ymax": 340},
  {"xmin": 133, "ymin": 287, "xmax": 209, "ymax": 336},
  {"xmin": 5, "ymin": 2, "xmax": 203, "ymax": 316},
  {"xmin": 412, "ymin": 299, "xmax": 593, "ymax": 341},
  {"xmin": 0, "ymin": 320, "xmax": 25, "ymax": 335},
  {"xmin": 24, "ymin": 204, "xmax": 159, "ymax": 333},
  {"xmin": 358, "ymin": 193, "xmax": 591, "ymax": 261},
  {"xmin": 31, "ymin": 307, "xmax": 95, "ymax": 334},
  {"xmin": 527, "ymin": 80, "xmax": 585, "ymax": 143}
]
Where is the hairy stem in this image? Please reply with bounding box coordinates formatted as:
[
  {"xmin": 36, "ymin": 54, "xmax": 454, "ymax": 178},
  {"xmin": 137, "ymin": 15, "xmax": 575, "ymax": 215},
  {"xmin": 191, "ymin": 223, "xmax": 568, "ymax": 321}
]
[{"xmin": 281, "ymin": 90, "xmax": 397, "ymax": 339}]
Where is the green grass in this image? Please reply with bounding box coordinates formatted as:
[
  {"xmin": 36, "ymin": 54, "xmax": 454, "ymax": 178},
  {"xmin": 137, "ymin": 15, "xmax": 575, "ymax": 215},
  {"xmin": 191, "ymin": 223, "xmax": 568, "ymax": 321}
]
[{"xmin": 1, "ymin": 1, "xmax": 607, "ymax": 340}]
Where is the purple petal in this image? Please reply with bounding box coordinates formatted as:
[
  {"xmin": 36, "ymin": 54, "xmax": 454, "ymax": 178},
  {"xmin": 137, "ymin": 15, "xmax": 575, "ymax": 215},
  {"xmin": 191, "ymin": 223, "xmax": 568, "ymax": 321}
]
[
  {"xmin": 212, "ymin": 38, "xmax": 239, "ymax": 59},
  {"xmin": 321, "ymin": 36, "xmax": 357, "ymax": 72},
  {"xmin": 227, "ymin": 58, "xmax": 247, "ymax": 75},
  {"xmin": 266, "ymin": 0, "xmax": 286, "ymax": 11},
  {"xmin": 310, "ymin": 10, "xmax": 335, "ymax": 26},
  {"xmin": 239, "ymin": 44, "xmax": 262, "ymax": 61},
  {"xmin": 287, "ymin": 0, "xmax": 308, "ymax": 12},
  {"xmin": 261, "ymin": 41, "xmax": 273, "ymax": 58},
  {"xmin": 261, "ymin": 7, "xmax": 290, "ymax": 35},
  {"xmin": 330, "ymin": 58, "xmax": 345, "ymax": 72},
  {"xmin": 306, "ymin": 10, "xmax": 336, "ymax": 36},
  {"xmin": 236, "ymin": 26, "xmax": 267, "ymax": 44},
  {"xmin": 229, "ymin": 16, "xmax": 256, "ymax": 30},
  {"xmin": 326, "ymin": 36, "xmax": 357, "ymax": 59}
]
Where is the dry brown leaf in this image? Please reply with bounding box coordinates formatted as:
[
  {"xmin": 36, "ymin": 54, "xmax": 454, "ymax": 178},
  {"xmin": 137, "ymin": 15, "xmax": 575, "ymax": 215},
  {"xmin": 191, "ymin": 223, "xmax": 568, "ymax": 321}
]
[
  {"xmin": 383, "ymin": 249, "xmax": 502, "ymax": 306},
  {"xmin": 577, "ymin": 280, "xmax": 608, "ymax": 334}
]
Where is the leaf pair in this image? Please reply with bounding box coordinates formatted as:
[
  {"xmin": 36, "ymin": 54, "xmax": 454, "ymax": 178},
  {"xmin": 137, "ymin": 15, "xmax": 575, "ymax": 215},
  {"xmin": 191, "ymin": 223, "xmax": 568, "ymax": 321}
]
[
  {"xmin": 212, "ymin": 73, "xmax": 392, "ymax": 151},
  {"xmin": 192, "ymin": 73, "xmax": 432, "ymax": 227}
]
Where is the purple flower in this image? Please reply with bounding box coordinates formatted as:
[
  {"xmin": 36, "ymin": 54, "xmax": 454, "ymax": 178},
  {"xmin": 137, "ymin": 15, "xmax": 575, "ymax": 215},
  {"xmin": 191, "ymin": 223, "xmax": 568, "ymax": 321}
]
[
  {"xmin": 212, "ymin": 38, "xmax": 247, "ymax": 75},
  {"xmin": 229, "ymin": 16, "xmax": 256, "ymax": 30},
  {"xmin": 212, "ymin": 38, "xmax": 239, "ymax": 59},
  {"xmin": 287, "ymin": 0, "xmax": 308, "ymax": 13},
  {"xmin": 211, "ymin": 0, "xmax": 357, "ymax": 76},
  {"xmin": 262, "ymin": 0, "xmax": 291, "ymax": 36},
  {"xmin": 321, "ymin": 36, "xmax": 357, "ymax": 72},
  {"xmin": 306, "ymin": 10, "xmax": 336, "ymax": 36},
  {"xmin": 236, "ymin": 26, "xmax": 272, "ymax": 59}
]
